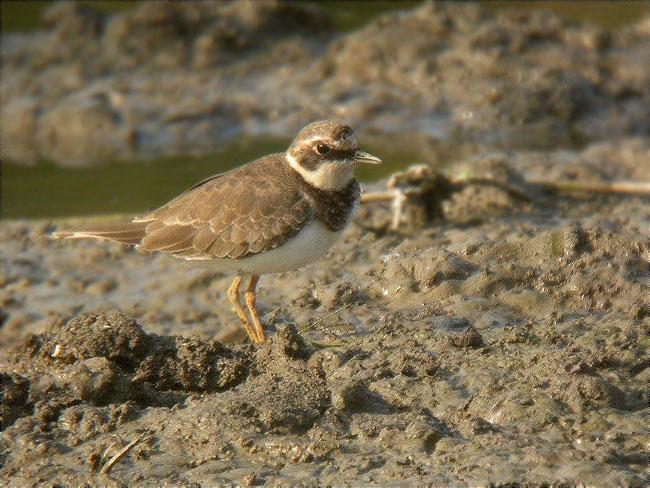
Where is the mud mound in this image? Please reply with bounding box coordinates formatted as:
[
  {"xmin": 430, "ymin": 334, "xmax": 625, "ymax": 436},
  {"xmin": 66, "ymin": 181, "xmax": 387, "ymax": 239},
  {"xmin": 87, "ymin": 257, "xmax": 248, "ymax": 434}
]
[
  {"xmin": 0, "ymin": 314, "xmax": 337, "ymax": 485},
  {"xmin": 3, "ymin": 3, "xmax": 649, "ymax": 165},
  {"xmin": 17, "ymin": 0, "xmax": 331, "ymax": 70},
  {"xmin": 0, "ymin": 374, "xmax": 31, "ymax": 429},
  {"xmin": 1, "ymin": 310, "xmax": 252, "ymax": 432}
]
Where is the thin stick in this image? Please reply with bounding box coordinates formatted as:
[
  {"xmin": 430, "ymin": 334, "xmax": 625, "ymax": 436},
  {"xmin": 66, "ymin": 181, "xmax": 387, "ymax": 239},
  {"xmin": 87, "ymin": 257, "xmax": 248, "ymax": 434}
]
[
  {"xmin": 311, "ymin": 341, "xmax": 348, "ymax": 348},
  {"xmin": 360, "ymin": 191, "xmax": 398, "ymax": 203},
  {"xmin": 100, "ymin": 432, "xmax": 150, "ymax": 475},
  {"xmin": 361, "ymin": 189, "xmax": 411, "ymax": 230},
  {"xmin": 99, "ymin": 439, "xmax": 120, "ymax": 468},
  {"xmin": 361, "ymin": 178, "xmax": 650, "ymax": 202},
  {"xmin": 530, "ymin": 179, "xmax": 650, "ymax": 195},
  {"xmin": 299, "ymin": 303, "xmax": 354, "ymax": 334}
]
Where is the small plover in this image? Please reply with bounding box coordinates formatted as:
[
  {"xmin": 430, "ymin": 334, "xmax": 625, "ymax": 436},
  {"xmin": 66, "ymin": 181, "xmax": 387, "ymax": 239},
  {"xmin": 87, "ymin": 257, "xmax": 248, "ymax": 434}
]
[{"xmin": 53, "ymin": 120, "xmax": 381, "ymax": 342}]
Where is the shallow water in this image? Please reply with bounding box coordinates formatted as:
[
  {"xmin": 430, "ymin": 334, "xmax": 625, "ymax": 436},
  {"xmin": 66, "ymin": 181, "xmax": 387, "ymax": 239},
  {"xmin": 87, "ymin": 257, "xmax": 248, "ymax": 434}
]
[
  {"xmin": 2, "ymin": 1, "xmax": 646, "ymax": 33},
  {"xmin": 1, "ymin": 135, "xmax": 429, "ymax": 220}
]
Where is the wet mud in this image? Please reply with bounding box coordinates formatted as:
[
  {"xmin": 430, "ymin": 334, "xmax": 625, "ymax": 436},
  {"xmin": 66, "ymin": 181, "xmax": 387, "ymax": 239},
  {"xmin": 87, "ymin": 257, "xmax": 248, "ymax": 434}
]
[
  {"xmin": 2, "ymin": 1, "xmax": 649, "ymax": 485},
  {"xmin": 2, "ymin": 144, "xmax": 649, "ymax": 485}
]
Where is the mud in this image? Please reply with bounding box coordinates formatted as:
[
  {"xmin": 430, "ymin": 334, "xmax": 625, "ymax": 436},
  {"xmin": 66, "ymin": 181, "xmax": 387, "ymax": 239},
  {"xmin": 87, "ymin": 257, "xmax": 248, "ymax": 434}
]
[
  {"xmin": 2, "ymin": 1, "xmax": 649, "ymax": 485},
  {"xmin": 2, "ymin": 138, "xmax": 649, "ymax": 485},
  {"xmin": 2, "ymin": 2, "xmax": 650, "ymax": 166}
]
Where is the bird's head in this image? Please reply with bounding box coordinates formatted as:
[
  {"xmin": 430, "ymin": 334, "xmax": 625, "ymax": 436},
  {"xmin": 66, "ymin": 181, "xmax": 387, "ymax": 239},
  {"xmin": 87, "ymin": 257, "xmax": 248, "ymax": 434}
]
[{"xmin": 286, "ymin": 120, "xmax": 381, "ymax": 191}]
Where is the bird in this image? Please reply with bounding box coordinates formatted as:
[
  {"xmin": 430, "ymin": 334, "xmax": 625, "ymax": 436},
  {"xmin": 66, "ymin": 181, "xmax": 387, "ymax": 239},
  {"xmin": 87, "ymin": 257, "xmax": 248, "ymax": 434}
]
[{"xmin": 52, "ymin": 120, "xmax": 382, "ymax": 343}]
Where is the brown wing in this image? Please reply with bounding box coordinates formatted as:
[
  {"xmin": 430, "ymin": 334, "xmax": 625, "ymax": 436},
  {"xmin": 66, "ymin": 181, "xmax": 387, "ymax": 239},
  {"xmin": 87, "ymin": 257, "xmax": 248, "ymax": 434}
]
[{"xmin": 133, "ymin": 155, "xmax": 311, "ymax": 260}]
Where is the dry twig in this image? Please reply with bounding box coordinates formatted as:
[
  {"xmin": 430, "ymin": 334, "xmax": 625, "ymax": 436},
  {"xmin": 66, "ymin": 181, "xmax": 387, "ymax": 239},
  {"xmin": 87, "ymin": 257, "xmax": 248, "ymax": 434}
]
[
  {"xmin": 100, "ymin": 432, "xmax": 151, "ymax": 475},
  {"xmin": 528, "ymin": 179, "xmax": 650, "ymax": 195},
  {"xmin": 299, "ymin": 302, "xmax": 354, "ymax": 334}
]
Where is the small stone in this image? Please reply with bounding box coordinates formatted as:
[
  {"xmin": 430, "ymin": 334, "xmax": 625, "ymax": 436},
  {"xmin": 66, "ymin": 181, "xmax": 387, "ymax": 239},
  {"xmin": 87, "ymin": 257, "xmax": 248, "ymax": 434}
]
[
  {"xmin": 242, "ymin": 473, "xmax": 257, "ymax": 486},
  {"xmin": 404, "ymin": 417, "xmax": 442, "ymax": 453},
  {"xmin": 450, "ymin": 326, "xmax": 484, "ymax": 348},
  {"xmin": 87, "ymin": 452, "xmax": 102, "ymax": 472},
  {"xmin": 331, "ymin": 380, "xmax": 371, "ymax": 413},
  {"xmin": 468, "ymin": 417, "xmax": 498, "ymax": 435}
]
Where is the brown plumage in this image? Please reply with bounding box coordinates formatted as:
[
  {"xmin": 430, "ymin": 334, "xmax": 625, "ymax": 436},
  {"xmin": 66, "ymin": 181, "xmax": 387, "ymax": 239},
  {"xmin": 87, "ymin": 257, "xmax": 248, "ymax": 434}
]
[
  {"xmin": 52, "ymin": 120, "xmax": 381, "ymax": 343},
  {"xmin": 54, "ymin": 154, "xmax": 314, "ymax": 260}
]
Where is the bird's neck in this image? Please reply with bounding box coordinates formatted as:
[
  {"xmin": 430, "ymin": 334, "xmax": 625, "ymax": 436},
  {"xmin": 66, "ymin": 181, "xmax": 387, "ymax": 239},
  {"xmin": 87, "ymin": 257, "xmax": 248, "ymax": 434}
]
[{"xmin": 293, "ymin": 175, "xmax": 361, "ymax": 232}]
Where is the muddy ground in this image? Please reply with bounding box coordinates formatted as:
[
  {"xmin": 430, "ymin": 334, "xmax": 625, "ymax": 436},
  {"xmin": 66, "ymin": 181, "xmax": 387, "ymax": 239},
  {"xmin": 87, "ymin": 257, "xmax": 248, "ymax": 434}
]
[
  {"xmin": 2, "ymin": 1, "xmax": 650, "ymax": 486},
  {"xmin": 2, "ymin": 2, "xmax": 650, "ymax": 166},
  {"xmin": 2, "ymin": 142, "xmax": 649, "ymax": 485}
]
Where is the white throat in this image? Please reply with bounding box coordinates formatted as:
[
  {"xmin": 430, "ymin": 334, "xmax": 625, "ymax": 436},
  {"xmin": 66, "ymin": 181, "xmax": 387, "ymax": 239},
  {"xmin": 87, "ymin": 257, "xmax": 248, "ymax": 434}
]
[{"xmin": 287, "ymin": 153, "xmax": 355, "ymax": 191}]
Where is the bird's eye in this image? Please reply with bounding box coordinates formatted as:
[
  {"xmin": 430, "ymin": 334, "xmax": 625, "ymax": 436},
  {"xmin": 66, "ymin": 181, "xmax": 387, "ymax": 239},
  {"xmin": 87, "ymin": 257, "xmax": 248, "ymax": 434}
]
[{"xmin": 316, "ymin": 143, "xmax": 331, "ymax": 155}]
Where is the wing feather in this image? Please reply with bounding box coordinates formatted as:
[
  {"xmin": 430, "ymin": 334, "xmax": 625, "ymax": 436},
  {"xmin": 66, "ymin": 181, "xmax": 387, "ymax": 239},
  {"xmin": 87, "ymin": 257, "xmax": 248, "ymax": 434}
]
[
  {"xmin": 135, "ymin": 154, "xmax": 311, "ymax": 261},
  {"xmin": 140, "ymin": 225, "xmax": 193, "ymax": 252}
]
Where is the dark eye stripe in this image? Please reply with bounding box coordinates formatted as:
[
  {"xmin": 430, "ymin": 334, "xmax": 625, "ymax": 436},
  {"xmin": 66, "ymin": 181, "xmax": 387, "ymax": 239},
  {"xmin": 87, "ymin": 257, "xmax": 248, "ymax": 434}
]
[{"xmin": 311, "ymin": 140, "xmax": 356, "ymax": 161}]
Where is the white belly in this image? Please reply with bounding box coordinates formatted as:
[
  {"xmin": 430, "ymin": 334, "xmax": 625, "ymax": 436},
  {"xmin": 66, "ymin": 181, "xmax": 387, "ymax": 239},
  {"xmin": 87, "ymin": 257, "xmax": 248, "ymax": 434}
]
[{"xmin": 191, "ymin": 221, "xmax": 343, "ymax": 276}]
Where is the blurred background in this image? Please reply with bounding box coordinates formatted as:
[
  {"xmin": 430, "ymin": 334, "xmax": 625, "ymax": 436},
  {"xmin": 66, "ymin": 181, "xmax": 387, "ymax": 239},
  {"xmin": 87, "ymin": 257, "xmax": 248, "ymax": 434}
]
[{"xmin": 2, "ymin": 0, "xmax": 649, "ymax": 220}]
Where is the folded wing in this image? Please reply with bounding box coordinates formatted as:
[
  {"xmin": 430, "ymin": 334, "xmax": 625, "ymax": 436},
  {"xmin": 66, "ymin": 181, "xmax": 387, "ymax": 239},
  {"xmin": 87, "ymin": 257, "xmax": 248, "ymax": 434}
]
[
  {"xmin": 53, "ymin": 156, "xmax": 312, "ymax": 261},
  {"xmin": 135, "ymin": 157, "xmax": 311, "ymax": 260}
]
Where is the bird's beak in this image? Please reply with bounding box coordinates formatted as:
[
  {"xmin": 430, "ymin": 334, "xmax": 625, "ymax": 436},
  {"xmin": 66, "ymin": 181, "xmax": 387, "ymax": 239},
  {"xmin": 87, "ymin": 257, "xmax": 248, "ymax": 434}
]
[{"xmin": 354, "ymin": 150, "xmax": 382, "ymax": 165}]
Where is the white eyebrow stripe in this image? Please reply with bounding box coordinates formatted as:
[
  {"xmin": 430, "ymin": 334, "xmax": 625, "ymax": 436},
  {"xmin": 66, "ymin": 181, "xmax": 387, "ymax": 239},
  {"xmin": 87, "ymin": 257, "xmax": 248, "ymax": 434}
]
[{"xmin": 298, "ymin": 135, "xmax": 329, "ymax": 145}]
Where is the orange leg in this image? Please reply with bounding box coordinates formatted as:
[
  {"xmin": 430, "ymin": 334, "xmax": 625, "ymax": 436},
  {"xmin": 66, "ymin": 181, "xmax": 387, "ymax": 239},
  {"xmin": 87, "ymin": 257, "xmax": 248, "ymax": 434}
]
[
  {"xmin": 244, "ymin": 275, "xmax": 265, "ymax": 343},
  {"xmin": 227, "ymin": 276, "xmax": 258, "ymax": 343}
]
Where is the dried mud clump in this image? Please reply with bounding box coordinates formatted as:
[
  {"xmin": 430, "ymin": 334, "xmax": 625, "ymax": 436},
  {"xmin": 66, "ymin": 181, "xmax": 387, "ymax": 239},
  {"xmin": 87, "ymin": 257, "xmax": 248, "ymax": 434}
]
[
  {"xmin": 133, "ymin": 336, "xmax": 249, "ymax": 392},
  {"xmin": 218, "ymin": 325, "xmax": 329, "ymax": 434},
  {"xmin": 46, "ymin": 310, "xmax": 152, "ymax": 369},
  {"xmin": 449, "ymin": 326, "xmax": 484, "ymax": 349},
  {"xmin": 0, "ymin": 314, "xmax": 336, "ymax": 484},
  {"xmin": 1, "ymin": 310, "xmax": 253, "ymax": 429},
  {"xmin": 0, "ymin": 373, "xmax": 32, "ymax": 430}
]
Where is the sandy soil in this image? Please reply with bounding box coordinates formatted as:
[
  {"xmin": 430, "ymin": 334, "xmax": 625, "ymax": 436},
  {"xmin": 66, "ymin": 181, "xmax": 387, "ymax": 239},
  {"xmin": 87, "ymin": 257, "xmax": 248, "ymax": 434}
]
[{"xmin": 2, "ymin": 145, "xmax": 649, "ymax": 485}]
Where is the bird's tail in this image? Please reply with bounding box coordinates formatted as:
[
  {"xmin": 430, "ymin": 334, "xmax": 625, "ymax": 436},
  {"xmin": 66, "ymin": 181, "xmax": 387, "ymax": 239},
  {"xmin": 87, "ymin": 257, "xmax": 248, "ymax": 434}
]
[{"xmin": 51, "ymin": 220, "xmax": 147, "ymax": 245}]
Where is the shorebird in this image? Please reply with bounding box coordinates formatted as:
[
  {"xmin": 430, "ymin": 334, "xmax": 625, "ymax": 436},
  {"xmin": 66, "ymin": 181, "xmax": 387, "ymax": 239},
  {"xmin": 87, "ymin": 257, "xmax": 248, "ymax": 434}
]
[{"xmin": 53, "ymin": 120, "xmax": 381, "ymax": 343}]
